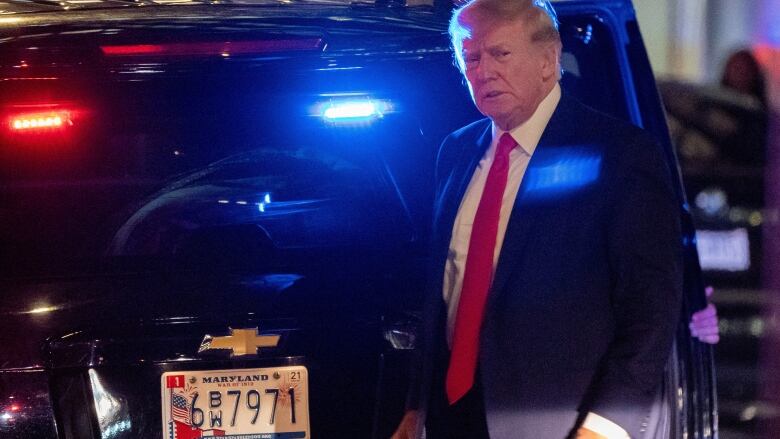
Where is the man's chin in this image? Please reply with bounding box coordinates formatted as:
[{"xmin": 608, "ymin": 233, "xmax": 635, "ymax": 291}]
[
  {"xmin": 483, "ymin": 112, "xmax": 514, "ymax": 130},
  {"xmin": 477, "ymin": 101, "xmax": 515, "ymax": 122},
  {"xmin": 477, "ymin": 105, "xmax": 505, "ymax": 121},
  {"xmin": 481, "ymin": 107, "xmax": 533, "ymax": 131}
]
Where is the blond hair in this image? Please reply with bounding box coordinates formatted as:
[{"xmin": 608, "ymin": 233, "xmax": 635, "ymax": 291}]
[{"xmin": 449, "ymin": 0, "xmax": 560, "ymax": 72}]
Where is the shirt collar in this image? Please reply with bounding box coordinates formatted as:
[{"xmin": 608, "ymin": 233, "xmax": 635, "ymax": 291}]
[{"xmin": 491, "ymin": 82, "xmax": 561, "ymax": 156}]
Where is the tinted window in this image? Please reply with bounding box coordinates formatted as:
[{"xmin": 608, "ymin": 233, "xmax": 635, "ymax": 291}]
[
  {"xmin": 559, "ymin": 15, "xmax": 631, "ymax": 121},
  {"xmin": 0, "ymin": 24, "xmax": 487, "ymax": 274}
]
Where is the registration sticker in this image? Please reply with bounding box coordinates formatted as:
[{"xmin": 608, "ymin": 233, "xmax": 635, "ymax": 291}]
[{"xmin": 161, "ymin": 366, "xmax": 309, "ymax": 439}]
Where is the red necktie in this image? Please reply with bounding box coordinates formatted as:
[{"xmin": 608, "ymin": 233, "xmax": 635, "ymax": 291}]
[{"xmin": 446, "ymin": 132, "xmax": 518, "ymax": 405}]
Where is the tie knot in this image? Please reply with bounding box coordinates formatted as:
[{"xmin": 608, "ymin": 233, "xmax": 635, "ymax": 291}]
[{"xmin": 497, "ymin": 133, "xmax": 518, "ymax": 156}]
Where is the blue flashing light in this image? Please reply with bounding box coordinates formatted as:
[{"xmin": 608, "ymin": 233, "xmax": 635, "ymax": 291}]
[
  {"xmin": 324, "ymin": 101, "xmax": 377, "ymax": 120},
  {"xmin": 318, "ymin": 98, "xmax": 390, "ymax": 124}
]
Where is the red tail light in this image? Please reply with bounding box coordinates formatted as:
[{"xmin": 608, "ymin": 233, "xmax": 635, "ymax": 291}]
[
  {"xmin": 5, "ymin": 106, "xmax": 76, "ymax": 134},
  {"xmin": 10, "ymin": 111, "xmax": 71, "ymax": 131}
]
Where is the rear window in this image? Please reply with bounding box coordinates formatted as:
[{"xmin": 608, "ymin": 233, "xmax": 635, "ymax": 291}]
[
  {"xmin": 0, "ymin": 11, "xmax": 636, "ymax": 277},
  {"xmin": 0, "ymin": 29, "xmax": 485, "ymax": 273}
]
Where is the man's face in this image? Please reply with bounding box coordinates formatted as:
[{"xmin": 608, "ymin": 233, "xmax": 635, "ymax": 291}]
[{"xmin": 460, "ymin": 16, "xmax": 556, "ymax": 130}]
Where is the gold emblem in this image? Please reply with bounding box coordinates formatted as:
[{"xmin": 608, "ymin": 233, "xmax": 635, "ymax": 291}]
[{"xmin": 198, "ymin": 327, "xmax": 280, "ymax": 357}]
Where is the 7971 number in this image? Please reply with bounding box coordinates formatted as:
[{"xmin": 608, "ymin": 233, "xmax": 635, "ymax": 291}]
[{"xmin": 190, "ymin": 388, "xmax": 297, "ymax": 429}]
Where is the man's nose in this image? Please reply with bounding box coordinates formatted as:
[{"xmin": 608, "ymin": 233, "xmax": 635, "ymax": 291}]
[{"xmin": 475, "ymin": 57, "xmax": 498, "ymax": 82}]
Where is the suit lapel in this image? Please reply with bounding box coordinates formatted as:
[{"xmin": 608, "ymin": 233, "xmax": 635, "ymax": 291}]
[
  {"xmin": 488, "ymin": 95, "xmax": 575, "ymax": 300},
  {"xmin": 488, "ymin": 159, "xmax": 540, "ymax": 301},
  {"xmin": 435, "ymin": 121, "xmax": 492, "ymax": 250}
]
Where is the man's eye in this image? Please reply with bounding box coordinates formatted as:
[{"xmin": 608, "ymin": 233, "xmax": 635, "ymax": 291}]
[{"xmin": 498, "ymin": 51, "xmax": 510, "ymax": 58}]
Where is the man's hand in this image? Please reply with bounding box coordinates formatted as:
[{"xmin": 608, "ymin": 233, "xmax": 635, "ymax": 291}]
[
  {"xmin": 575, "ymin": 427, "xmax": 609, "ymax": 439},
  {"xmin": 390, "ymin": 410, "xmax": 419, "ymax": 439},
  {"xmin": 690, "ymin": 286, "xmax": 720, "ymax": 344}
]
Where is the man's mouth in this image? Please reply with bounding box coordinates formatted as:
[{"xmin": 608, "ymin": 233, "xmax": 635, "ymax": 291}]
[{"xmin": 483, "ymin": 91, "xmax": 504, "ymax": 99}]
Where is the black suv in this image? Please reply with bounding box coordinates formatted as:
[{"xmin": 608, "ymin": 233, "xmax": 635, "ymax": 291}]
[{"xmin": 0, "ymin": 1, "xmax": 715, "ymax": 438}]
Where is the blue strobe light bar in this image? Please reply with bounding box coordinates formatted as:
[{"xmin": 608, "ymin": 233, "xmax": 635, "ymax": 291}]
[{"xmin": 317, "ymin": 98, "xmax": 391, "ymax": 124}]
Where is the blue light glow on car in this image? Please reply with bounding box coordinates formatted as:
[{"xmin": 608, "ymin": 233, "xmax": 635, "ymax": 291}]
[
  {"xmin": 257, "ymin": 193, "xmax": 272, "ymax": 212},
  {"xmin": 317, "ymin": 98, "xmax": 390, "ymax": 124},
  {"xmin": 324, "ymin": 101, "xmax": 376, "ymax": 119}
]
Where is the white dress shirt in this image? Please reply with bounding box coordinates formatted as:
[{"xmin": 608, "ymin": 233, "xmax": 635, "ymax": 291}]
[
  {"xmin": 441, "ymin": 82, "xmax": 630, "ymax": 439},
  {"xmin": 443, "ymin": 83, "xmax": 560, "ymax": 345}
]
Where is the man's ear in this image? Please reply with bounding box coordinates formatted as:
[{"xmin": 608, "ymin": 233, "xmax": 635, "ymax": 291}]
[{"xmin": 540, "ymin": 41, "xmax": 562, "ymax": 80}]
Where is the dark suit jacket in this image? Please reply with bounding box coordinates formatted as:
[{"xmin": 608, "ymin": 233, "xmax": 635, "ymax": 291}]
[{"xmin": 415, "ymin": 94, "xmax": 683, "ymax": 438}]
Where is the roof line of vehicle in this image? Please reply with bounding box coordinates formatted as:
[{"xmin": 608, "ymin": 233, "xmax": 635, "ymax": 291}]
[{"xmin": 2, "ymin": 0, "xmax": 441, "ymax": 14}]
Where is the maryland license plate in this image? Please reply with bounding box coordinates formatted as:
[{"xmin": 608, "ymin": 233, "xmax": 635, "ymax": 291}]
[{"xmin": 161, "ymin": 366, "xmax": 309, "ymax": 439}]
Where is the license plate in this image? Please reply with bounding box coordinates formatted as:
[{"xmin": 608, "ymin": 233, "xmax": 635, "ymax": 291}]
[
  {"xmin": 161, "ymin": 366, "xmax": 309, "ymax": 439},
  {"xmin": 696, "ymin": 228, "xmax": 751, "ymax": 272}
]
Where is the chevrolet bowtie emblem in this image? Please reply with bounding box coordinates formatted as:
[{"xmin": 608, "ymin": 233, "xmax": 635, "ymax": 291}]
[{"xmin": 198, "ymin": 327, "xmax": 280, "ymax": 358}]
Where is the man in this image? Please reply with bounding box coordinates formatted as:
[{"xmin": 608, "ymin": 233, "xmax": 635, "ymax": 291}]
[{"xmin": 392, "ymin": 1, "xmax": 683, "ymax": 438}]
